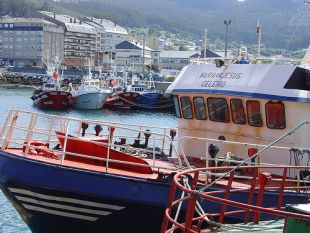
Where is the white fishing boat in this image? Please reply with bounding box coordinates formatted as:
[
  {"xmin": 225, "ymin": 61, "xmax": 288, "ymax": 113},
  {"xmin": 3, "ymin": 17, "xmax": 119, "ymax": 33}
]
[
  {"xmin": 71, "ymin": 68, "xmax": 111, "ymax": 110},
  {"xmin": 167, "ymin": 61, "xmax": 310, "ymax": 174}
]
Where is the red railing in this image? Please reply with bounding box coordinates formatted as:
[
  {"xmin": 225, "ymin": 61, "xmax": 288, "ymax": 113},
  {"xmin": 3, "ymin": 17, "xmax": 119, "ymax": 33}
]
[{"xmin": 161, "ymin": 165, "xmax": 310, "ymax": 233}]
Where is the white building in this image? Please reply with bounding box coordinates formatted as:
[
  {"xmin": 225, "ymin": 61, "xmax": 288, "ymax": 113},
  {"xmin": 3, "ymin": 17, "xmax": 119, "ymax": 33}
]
[
  {"xmin": 159, "ymin": 50, "xmax": 199, "ymax": 70},
  {"xmin": 83, "ymin": 17, "xmax": 127, "ymax": 67},
  {"xmin": 115, "ymin": 40, "xmax": 153, "ymax": 73}
]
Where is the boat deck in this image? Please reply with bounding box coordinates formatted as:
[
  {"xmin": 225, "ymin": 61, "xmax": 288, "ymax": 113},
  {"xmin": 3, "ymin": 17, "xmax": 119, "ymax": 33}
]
[
  {"xmin": 218, "ymin": 219, "xmax": 285, "ymax": 232},
  {"xmin": 4, "ymin": 148, "xmax": 178, "ymax": 180}
]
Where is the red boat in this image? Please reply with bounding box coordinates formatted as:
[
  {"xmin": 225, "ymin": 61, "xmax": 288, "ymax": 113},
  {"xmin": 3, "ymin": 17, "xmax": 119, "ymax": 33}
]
[
  {"xmin": 104, "ymin": 91, "xmax": 139, "ymax": 109},
  {"xmin": 31, "ymin": 71, "xmax": 72, "ymax": 110}
]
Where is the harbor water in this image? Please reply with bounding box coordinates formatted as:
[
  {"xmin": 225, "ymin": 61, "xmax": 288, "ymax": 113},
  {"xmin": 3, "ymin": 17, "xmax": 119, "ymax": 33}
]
[{"xmin": 0, "ymin": 86, "xmax": 177, "ymax": 233}]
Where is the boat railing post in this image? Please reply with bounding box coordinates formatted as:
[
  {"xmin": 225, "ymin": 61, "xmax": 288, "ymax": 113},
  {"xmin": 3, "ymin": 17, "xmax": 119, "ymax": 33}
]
[
  {"xmin": 161, "ymin": 128, "xmax": 167, "ymax": 153},
  {"xmin": 152, "ymin": 134, "xmax": 156, "ymax": 166},
  {"xmin": 177, "ymin": 137, "xmax": 192, "ymax": 168},
  {"xmin": 0, "ymin": 110, "xmax": 13, "ymax": 148},
  {"xmin": 2, "ymin": 111, "xmax": 19, "ymax": 150},
  {"xmin": 61, "ymin": 122, "xmax": 70, "ymax": 165},
  {"xmin": 24, "ymin": 113, "xmax": 38, "ymax": 155},
  {"xmin": 205, "ymin": 140, "xmax": 209, "ymax": 168},
  {"xmin": 47, "ymin": 116, "xmax": 55, "ymax": 146},
  {"xmin": 106, "ymin": 126, "xmax": 112, "ymax": 172},
  {"xmin": 276, "ymin": 167, "xmax": 287, "ymax": 220}
]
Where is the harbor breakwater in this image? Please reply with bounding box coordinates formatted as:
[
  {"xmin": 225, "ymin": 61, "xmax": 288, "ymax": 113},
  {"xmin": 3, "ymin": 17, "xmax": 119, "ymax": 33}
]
[{"xmin": 0, "ymin": 68, "xmax": 172, "ymax": 92}]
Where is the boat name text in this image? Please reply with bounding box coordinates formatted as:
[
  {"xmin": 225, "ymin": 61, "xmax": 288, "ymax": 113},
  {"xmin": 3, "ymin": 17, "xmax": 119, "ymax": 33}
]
[
  {"xmin": 199, "ymin": 72, "xmax": 242, "ymax": 80},
  {"xmin": 199, "ymin": 72, "xmax": 242, "ymax": 88}
]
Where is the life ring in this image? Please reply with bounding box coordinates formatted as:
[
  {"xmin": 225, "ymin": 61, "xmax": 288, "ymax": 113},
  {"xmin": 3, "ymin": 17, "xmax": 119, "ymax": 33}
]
[{"xmin": 23, "ymin": 141, "xmax": 58, "ymax": 159}]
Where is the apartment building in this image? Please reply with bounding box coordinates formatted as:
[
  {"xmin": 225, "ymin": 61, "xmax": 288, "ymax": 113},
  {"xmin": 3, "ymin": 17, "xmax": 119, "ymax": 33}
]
[
  {"xmin": 0, "ymin": 16, "xmax": 64, "ymax": 68},
  {"xmin": 84, "ymin": 17, "xmax": 128, "ymax": 67},
  {"xmin": 115, "ymin": 40, "xmax": 153, "ymax": 73},
  {"xmin": 37, "ymin": 11, "xmax": 96, "ymax": 68}
]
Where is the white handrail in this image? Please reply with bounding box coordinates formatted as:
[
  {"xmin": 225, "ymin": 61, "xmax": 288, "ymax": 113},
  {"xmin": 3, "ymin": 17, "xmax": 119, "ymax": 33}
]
[{"xmin": 0, "ymin": 109, "xmax": 186, "ymax": 173}]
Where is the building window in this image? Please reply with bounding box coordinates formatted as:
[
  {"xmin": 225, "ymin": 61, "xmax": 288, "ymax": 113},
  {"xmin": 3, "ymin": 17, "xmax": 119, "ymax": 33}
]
[
  {"xmin": 207, "ymin": 97, "xmax": 229, "ymax": 123},
  {"xmin": 246, "ymin": 100, "xmax": 262, "ymax": 127},
  {"xmin": 265, "ymin": 101, "xmax": 286, "ymax": 129},
  {"xmin": 180, "ymin": 96, "xmax": 193, "ymax": 119},
  {"xmin": 193, "ymin": 97, "xmax": 207, "ymax": 120},
  {"xmin": 230, "ymin": 99, "xmax": 246, "ymax": 124}
]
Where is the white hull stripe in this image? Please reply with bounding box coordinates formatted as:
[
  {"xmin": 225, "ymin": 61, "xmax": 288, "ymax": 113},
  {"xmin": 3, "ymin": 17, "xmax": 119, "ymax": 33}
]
[
  {"xmin": 8, "ymin": 188, "xmax": 124, "ymax": 210},
  {"xmin": 16, "ymin": 196, "xmax": 112, "ymax": 216},
  {"xmin": 22, "ymin": 204, "xmax": 98, "ymax": 221}
]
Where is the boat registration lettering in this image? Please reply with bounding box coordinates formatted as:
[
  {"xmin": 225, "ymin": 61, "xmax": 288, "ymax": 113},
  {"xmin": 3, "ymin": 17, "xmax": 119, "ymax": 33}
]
[{"xmin": 201, "ymin": 80, "xmax": 226, "ymax": 88}]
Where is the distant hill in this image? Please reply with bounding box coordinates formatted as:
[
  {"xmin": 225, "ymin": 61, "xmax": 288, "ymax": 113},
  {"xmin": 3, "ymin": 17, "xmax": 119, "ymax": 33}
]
[
  {"xmin": 1, "ymin": 0, "xmax": 310, "ymax": 50},
  {"xmin": 54, "ymin": 0, "xmax": 310, "ymax": 50}
]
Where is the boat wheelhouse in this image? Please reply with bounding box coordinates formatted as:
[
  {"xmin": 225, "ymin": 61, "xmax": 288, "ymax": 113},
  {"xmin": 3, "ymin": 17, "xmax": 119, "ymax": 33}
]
[{"xmin": 167, "ymin": 63, "xmax": 310, "ymax": 170}]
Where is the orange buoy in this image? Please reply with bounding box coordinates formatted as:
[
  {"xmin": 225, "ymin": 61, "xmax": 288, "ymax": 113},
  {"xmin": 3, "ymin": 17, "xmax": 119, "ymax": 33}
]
[{"xmin": 53, "ymin": 72, "xmax": 59, "ymax": 79}]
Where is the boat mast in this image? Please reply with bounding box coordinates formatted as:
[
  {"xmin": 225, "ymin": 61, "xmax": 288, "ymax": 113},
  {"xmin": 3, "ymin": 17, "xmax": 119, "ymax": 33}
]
[
  {"xmin": 204, "ymin": 28, "xmax": 207, "ymax": 63},
  {"xmin": 256, "ymin": 20, "xmax": 261, "ymax": 59}
]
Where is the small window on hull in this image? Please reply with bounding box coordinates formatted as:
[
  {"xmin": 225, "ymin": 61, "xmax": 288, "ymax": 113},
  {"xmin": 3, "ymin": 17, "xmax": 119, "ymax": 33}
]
[
  {"xmin": 207, "ymin": 97, "xmax": 229, "ymax": 123},
  {"xmin": 246, "ymin": 100, "xmax": 262, "ymax": 127},
  {"xmin": 230, "ymin": 99, "xmax": 246, "ymax": 124},
  {"xmin": 265, "ymin": 101, "xmax": 286, "ymax": 129},
  {"xmin": 180, "ymin": 96, "xmax": 193, "ymax": 119},
  {"xmin": 173, "ymin": 96, "xmax": 181, "ymax": 118},
  {"xmin": 193, "ymin": 97, "xmax": 207, "ymax": 120}
]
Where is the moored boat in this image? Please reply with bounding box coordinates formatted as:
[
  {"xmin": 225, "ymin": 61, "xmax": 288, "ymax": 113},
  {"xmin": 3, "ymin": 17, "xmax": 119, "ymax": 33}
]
[
  {"xmin": 104, "ymin": 89, "xmax": 140, "ymax": 109},
  {"xmin": 71, "ymin": 70, "xmax": 110, "ymax": 110},
  {"xmin": 1, "ymin": 61, "xmax": 310, "ymax": 232},
  {"xmin": 31, "ymin": 71, "xmax": 72, "ymax": 110}
]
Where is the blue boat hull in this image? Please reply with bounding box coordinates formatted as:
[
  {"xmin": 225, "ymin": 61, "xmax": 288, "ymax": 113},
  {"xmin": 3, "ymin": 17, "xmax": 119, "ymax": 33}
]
[
  {"xmin": 0, "ymin": 150, "xmax": 171, "ymax": 233},
  {"xmin": 0, "ymin": 150, "xmax": 309, "ymax": 233},
  {"xmin": 134, "ymin": 93, "xmax": 174, "ymax": 110}
]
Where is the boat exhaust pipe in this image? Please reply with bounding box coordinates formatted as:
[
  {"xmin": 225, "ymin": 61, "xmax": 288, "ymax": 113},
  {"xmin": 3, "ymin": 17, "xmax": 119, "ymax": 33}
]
[
  {"xmin": 169, "ymin": 129, "xmax": 177, "ymax": 157},
  {"xmin": 81, "ymin": 122, "xmax": 89, "ymax": 136},
  {"xmin": 208, "ymin": 144, "xmax": 219, "ymax": 182},
  {"xmin": 94, "ymin": 125, "xmax": 103, "ymax": 136},
  {"xmin": 142, "ymin": 130, "xmax": 151, "ymax": 148}
]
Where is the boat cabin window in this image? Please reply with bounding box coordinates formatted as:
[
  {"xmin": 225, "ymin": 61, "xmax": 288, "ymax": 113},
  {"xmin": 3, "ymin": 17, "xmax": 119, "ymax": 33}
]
[
  {"xmin": 265, "ymin": 101, "xmax": 286, "ymax": 129},
  {"xmin": 193, "ymin": 97, "xmax": 207, "ymax": 120},
  {"xmin": 173, "ymin": 96, "xmax": 182, "ymax": 118},
  {"xmin": 180, "ymin": 96, "xmax": 193, "ymax": 119},
  {"xmin": 207, "ymin": 97, "xmax": 229, "ymax": 123},
  {"xmin": 246, "ymin": 100, "xmax": 262, "ymax": 127},
  {"xmin": 230, "ymin": 99, "xmax": 246, "ymax": 124}
]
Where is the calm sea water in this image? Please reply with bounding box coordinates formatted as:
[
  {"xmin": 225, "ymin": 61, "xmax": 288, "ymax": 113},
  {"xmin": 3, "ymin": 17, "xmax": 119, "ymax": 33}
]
[{"xmin": 0, "ymin": 87, "xmax": 177, "ymax": 233}]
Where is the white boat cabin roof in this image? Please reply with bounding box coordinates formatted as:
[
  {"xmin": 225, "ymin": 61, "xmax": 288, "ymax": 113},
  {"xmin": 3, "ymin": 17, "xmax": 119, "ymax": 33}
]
[{"xmin": 166, "ymin": 63, "xmax": 310, "ymax": 103}]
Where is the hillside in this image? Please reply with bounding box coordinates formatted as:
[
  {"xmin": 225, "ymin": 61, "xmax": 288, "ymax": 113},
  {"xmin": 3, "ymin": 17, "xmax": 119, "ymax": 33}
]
[
  {"xmin": 1, "ymin": 0, "xmax": 310, "ymax": 50},
  {"xmin": 54, "ymin": 0, "xmax": 310, "ymax": 50}
]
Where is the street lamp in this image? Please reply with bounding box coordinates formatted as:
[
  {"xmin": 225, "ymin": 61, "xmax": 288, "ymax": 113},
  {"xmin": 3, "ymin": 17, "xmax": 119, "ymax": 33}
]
[{"xmin": 224, "ymin": 19, "xmax": 231, "ymax": 58}]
